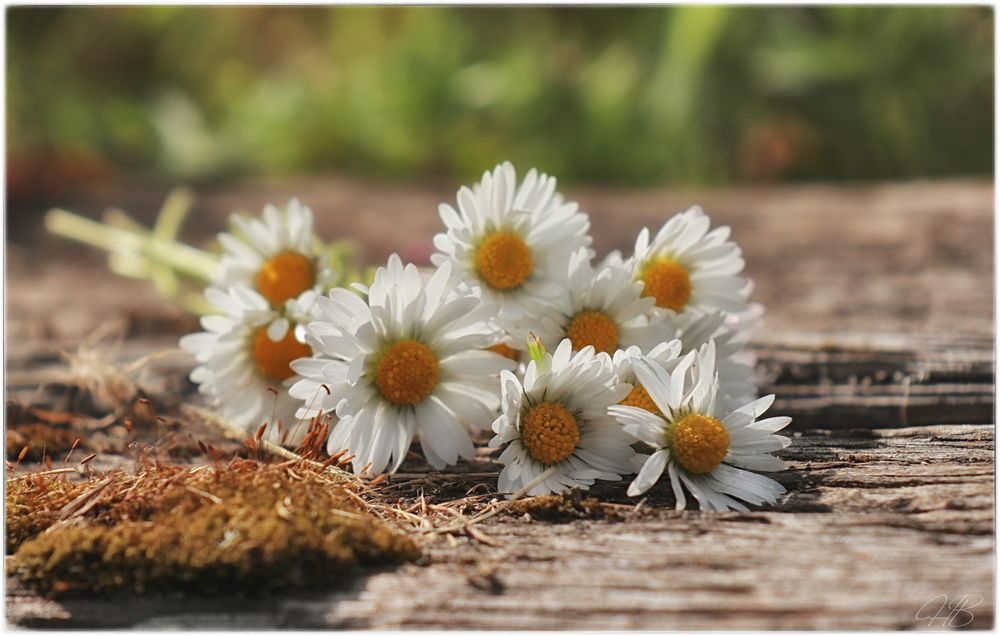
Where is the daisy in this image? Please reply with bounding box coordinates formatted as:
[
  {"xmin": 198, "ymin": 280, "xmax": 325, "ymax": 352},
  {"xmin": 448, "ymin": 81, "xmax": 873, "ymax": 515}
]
[
  {"xmin": 627, "ymin": 205, "xmax": 747, "ymax": 318},
  {"xmin": 215, "ymin": 199, "xmax": 338, "ymax": 309},
  {"xmin": 431, "ymin": 161, "xmax": 591, "ymax": 320},
  {"xmin": 609, "ymin": 342, "xmax": 791, "ymax": 511},
  {"xmin": 726, "ymin": 279, "xmax": 766, "ymax": 338},
  {"xmin": 485, "ymin": 338, "xmax": 523, "ymax": 365},
  {"xmin": 288, "ymin": 255, "xmax": 515, "ymax": 475},
  {"xmin": 490, "ymin": 338, "xmax": 636, "ymax": 496},
  {"xmin": 611, "ymin": 339, "xmax": 684, "ymax": 413},
  {"xmin": 179, "ymin": 285, "xmax": 319, "ymax": 443},
  {"xmin": 673, "ymin": 311, "xmax": 757, "ymax": 412},
  {"xmin": 508, "ymin": 247, "xmax": 673, "ymax": 355},
  {"xmin": 609, "ymin": 311, "xmax": 755, "ymax": 415}
]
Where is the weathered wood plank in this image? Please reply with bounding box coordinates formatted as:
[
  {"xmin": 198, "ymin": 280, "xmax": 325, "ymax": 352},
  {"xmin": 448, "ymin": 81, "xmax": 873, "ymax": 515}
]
[
  {"xmin": 4, "ymin": 179, "xmax": 993, "ymax": 630},
  {"xmin": 5, "ymin": 330, "xmax": 991, "ymax": 430},
  {"xmin": 755, "ymin": 332, "xmax": 993, "ymax": 428},
  {"xmin": 7, "ymin": 425, "xmax": 993, "ymax": 630}
]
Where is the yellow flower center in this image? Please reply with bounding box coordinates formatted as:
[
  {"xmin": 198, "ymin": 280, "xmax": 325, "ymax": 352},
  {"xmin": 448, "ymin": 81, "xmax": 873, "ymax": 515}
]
[
  {"xmin": 566, "ymin": 311, "xmax": 619, "ymax": 354},
  {"xmin": 375, "ymin": 340, "xmax": 440, "ymax": 405},
  {"xmin": 641, "ymin": 258, "xmax": 692, "ymax": 312},
  {"xmin": 487, "ymin": 343, "xmax": 520, "ymax": 361},
  {"xmin": 475, "ymin": 232, "xmax": 533, "ymax": 290},
  {"xmin": 256, "ymin": 251, "xmax": 315, "ymax": 307},
  {"xmin": 252, "ymin": 328, "xmax": 312, "ymax": 382},
  {"xmin": 522, "ymin": 402, "xmax": 580, "ymax": 465},
  {"xmin": 619, "ymin": 385, "xmax": 661, "ymax": 416},
  {"xmin": 668, "ymin": 413, "xmax": 729, "ymax": 474}
]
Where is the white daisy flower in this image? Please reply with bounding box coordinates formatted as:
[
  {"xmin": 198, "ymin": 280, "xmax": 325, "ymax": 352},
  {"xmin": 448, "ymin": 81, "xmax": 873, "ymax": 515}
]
[
  {"xmin": 215, "ymin": 198, "xmax": 337, "ymax": 309},
  {"xmin": 431, "ymin": 161, "xmax": 592, "ymax": 320},
  {"xmin": 288, "ymin": 255, "xmax": 516, "ymax": 475},
  {"xmin": 609, "ymin": 342, "xmax": 791, "ymax": 511},
  {"xmin": 612, "ymin": 339, "xmax": 684, "ymax": 413},
  {"xmin": 627, "ymin": 205, "xmax": 747, "ymax": 318},
  {"xmin": 489, "ymin": 339, "xmax": 636, "ymax": 496},
  {"xmin": 611, "ymin": 312, "xmax": 755, "ymax": 415},
  {"xmin": 674, "ymin": 311, "xmax": 757, "ymax": 412},
  {"xmin": 484, "ymin": 339, "xmax": 523, "ymax": 365},
  {"xmin": 180, "ymin": 285, "xmax": 318, "ymax": 443},
  {"xmin": 508, "ymin": 247, "xmax": 673, "ymax": 356},
  {"xmin": 726, "ymin": 278, "xmax": 766, "ymax": 337}
]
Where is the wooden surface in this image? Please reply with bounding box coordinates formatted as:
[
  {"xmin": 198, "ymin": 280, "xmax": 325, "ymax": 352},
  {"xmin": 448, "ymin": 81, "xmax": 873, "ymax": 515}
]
[{"xmin": 4, "ymin": 177, "xmax": 995, "ymax": 629}]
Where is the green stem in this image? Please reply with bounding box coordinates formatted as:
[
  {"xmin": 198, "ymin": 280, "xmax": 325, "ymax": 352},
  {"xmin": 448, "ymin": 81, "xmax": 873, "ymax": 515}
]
[{"xmin": 45, "ymin": 208, "xmax": 218, "ymax": 282}]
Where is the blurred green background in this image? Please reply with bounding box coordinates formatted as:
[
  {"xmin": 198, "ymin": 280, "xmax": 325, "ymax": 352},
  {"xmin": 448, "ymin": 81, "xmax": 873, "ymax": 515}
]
[{"xmin": 7, "ymin": 5, "xmax": 994, "ymax": 193}]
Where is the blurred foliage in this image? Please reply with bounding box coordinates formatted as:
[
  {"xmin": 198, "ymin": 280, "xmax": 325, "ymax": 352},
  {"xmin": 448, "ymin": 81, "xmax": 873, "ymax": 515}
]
[{"xmin": 6, "ymin": 6, "xmax": 994, "ymax": 188}]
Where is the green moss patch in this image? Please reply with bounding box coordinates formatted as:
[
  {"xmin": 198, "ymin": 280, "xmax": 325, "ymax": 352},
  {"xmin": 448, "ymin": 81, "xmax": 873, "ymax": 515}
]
[
  {"xmin": 8, "ymin": 459, "xmax": 420, "ymax": 595},
  {"xmin": 6, "ymin": 475, "xmax": 90, "ymax": 553}
]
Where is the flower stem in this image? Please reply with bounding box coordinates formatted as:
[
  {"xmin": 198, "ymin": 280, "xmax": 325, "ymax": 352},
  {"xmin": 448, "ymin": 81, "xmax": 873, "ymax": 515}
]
[{"xmin": 45, "ymin": 207, "xmax": 217, "ymax": 283}]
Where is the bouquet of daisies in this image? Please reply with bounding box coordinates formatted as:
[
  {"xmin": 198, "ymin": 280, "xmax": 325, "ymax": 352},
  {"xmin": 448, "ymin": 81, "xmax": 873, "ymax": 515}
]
[{"xmin": 55, "ymin": 162, "xmax": 792, "ymax": 512}]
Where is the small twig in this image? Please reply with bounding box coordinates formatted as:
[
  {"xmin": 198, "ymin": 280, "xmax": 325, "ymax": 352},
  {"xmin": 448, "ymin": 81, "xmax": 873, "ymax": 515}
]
[
  {"xmin": 58, "ymin": 477, "xmax": 114, "ymax": 520},
  {"xmin": 7, "ymin": 467, "xmax": 79, "ymax": 481},
  {"xmin": 260, "ymin": 440, "xmax": 302, "ymax": 461},
  {"xmin": 390, "ymin": 507, "xmax": 425, "ymax": 524},
  {"xmin": 327, "ymin": 508, "xmax": 368, "ymax": 521},
  {"xmin": 342, "ymin": 488, "xmax": 371, "ymax": 510},
  {"xmin": 121, "ymin": 474, "xmax": 146, "ymax": 499},
  {"xmin": 121, "ymin": 348, "xmax": 186, "ymax": 374},
  {"xmin": 465, "ymin": 524, "xmax": 504, "ymax": 547},
  {"xmin": 185, "ymin": 485, "xmax": 224, "ymax": 505}
]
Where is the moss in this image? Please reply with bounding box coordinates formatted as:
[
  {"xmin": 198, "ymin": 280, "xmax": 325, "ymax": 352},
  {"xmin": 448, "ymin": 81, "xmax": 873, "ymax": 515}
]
[
  {"xmin": 6, "ymin": 475, "xmax": 90, "ymax": 553},
  {"xmin": 9, "ymin": 460, "xmax": 420, "ymax": 595}
]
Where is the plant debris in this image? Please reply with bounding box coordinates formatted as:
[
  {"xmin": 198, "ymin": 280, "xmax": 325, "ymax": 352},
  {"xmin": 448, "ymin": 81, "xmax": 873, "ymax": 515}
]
[
  {"xmin": 5, "ymin": 398, "xmax": 245, "ymax": 465},
  {"xmin": 8, "ymin": 458, "xmax": 420, "ymax": 596},
  {"xmin": 508, "ymin": 492, "xmax": 631, "ymax": 523},
  {"xmin": 6, "ymin": 420, "xmax": 80, "ymax": 463}
]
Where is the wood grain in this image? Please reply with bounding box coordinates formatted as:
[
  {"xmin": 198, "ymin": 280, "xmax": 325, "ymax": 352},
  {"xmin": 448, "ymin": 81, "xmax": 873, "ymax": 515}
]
[
  {"xmin": 756, "ymin": 332, "xmax": 993, "ymax": 429},
  {"xmin": 6, "ymin": 425, "xmax": 993, "ymax": 629}
]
